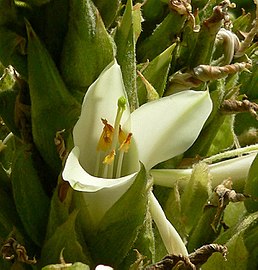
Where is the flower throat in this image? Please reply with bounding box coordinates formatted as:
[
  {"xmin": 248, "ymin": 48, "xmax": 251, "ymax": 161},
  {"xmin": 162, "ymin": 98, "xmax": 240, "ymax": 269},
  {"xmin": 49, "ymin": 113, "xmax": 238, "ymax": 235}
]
[{"xmin": 95, "ymin": 96, "xmax": 132, "ymax": 179}]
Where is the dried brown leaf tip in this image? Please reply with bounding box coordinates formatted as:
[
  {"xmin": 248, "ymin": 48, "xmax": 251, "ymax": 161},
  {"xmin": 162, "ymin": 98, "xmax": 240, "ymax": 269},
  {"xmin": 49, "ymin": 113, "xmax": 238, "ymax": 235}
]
[
  {"xmin": 54, "ymin": 129, "xmax": 67, "ymax": 161},
  {"xmin": 204, "ymin": 0, "xmax": 235, "ymax": 29},
  {"xmin": 167, "ymin": 60, "xmax": 251, "ymax": 93},
  {"xmin": 205, "ymin": 178, "xmax": 250, "ymax": 232},
  {"xmin": 188, "ymin": 244, "xmax": 227, "ymax": 268},
  {"xmin": 169, "ymin": 0, "xmax": 199, "ymax": 32},
  {"xmin": 221, "ymin": 99, "xmax": 258, "ymax": 120},
  {"xmin": 1, "ymin": 237, "xmax": 36, "ymax": 264},
  {"xmin": 144, "ymin": 244, "xmax": 227, "ymax": 270},
  {"xmin": 129, "ymin": 249, "xmax": 149, "ymax": 270},
  {"xmin": 193, "ymin": 62, "xmax": 252, "ymax": 82}
]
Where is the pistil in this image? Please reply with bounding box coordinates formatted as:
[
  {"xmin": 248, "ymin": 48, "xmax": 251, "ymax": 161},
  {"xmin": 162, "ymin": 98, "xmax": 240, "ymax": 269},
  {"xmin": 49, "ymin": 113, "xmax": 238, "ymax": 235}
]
[{"xmin": 95, "ymin": 96, "xmax": 132, "ymax": 179}]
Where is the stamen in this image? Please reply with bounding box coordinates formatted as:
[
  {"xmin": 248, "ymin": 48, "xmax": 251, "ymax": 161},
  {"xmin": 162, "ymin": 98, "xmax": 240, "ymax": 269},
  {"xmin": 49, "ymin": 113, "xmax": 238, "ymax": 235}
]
[
  {"xmin": 103, "ymin": 150, "xmax": 116, "ymax": 165},
  {"xmin": 116, "ymin": 133, "xmax": 133, "ymax": 178},
  {"xmin": 97, "ymin": 119, "xmax": 114, "ymax": 151},
  {"xmin": 95, "ymin": 96, "xmax": 128, "ymax": 178},
  {"xmin": 119, "ymin": 133, "xmax": 132, "ymax": 153},
  {"xmin": 102, "ymin": 150, "xmax": 116, "ymax": 178}
]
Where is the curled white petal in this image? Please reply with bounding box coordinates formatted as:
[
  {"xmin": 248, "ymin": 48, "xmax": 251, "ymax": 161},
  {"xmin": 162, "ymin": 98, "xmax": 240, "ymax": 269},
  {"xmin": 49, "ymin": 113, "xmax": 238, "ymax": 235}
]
[
  {"xmin": 73, "ymin": 60, "xmax": 135, "ymax": 175},
  {"xmin": 149, "ymin": 192, "xmax": 188, "ymax": 256},
  {"xmin": 62, "ymin": 146, "xmax": 138, "ymax": 225},
  {"xmin": 216, "ymin": 28, "xmax": 240, "ymax": 64},
  {"xmin": 131, "ymin": 90, "xmax": 212, "ymax": 170},
  {"xmin": 151, "ymin": 153, "xmax": 257, "ymax": 188}
]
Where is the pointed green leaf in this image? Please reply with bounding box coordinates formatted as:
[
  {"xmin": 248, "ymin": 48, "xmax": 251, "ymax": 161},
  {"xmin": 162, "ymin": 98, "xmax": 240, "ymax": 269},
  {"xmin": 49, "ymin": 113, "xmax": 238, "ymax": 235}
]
[
  {"xmin": 41, "ymin": 0, "xmax": 70, "ymax": 64},
  {"xmin": 189, "ymin": 3, "xmax": 224, "ymax": 67},
  {"xmin": 61, "ymin": 0, "xmax": 115, "ymax": 97},
  {"xmin": 92, "ymin": 0, "xmax": 120, "ymax": 28},
  {"xmin": 203, "ymin": 211, "xmax": 258, "ymax": 270},
  {"xmin": 244, "ymin": 216, "xmax": 258, "ymax": 269},
  {"xmin": 137, "ymin": 10, "xmax": 186, "ymax": 62},
  {"xmin": 45, "ymin": 186, "xmax": 72, "ymax": 240},
  {"xmin": 137, "ymin": 44, "xmax": 175, "ymax": 104},
  {"xmin": 187, "ymin": 205, "xmax": 220, "ymax": 252},
  {"xmin": 132, "ymin": 3, "xmax": 142, "ymax": 42},
  {"xmin": 119, "ymin": 208, "xmax": 155, "ymax": 269},
  {"xmin": 0, "ymin": 162, "xmax": 10, "ymax": 191},
  {"xmin": 41, "ymin": 211, "xmax": 92, "ymax": 268},
  {"xmin": 202, "ymin": 235, "xmax": 249, "ymax": 270},
  {"xmin": 11, "ymin": 145, "xmax": 50, "ymax": 246},
  {"xmin": 163, "ymin": 184, "xmax": 187, "ymax": 242},
  {"xmin": 0, "ymin": 89, "xmax": 19, "ymax": 137},
  {"xmin": 180, "ymin": 162, "xmax": 212, "ymax": 234},
  {"xmin": 142, "ymin": 0, "xmax": 166, "ymax": 22},
  {"xmin": 239, "ymin": 49, "xmax": 258, "ymax": 99},
  {"xmin": 114, "ymin": 0, "xmax": 138, "ymax": 111},
  {"xmin": 232, "ymin": 12, "xmax": 252, "ymax": 33},
  {"xmin": 173, "ymin": 21, "xmax": 198, "ymax": 71},
  {"xmin": 187, "ymin": 114, "xmax": 234, "ymax": 157},
  {"xmin": 88, "ymin": 165, "xmax": 148, "ymax": 267},
  {"xmin": 26, "ymin": 21, "xmax": 80, "ymax": 175},
  {"xmin": 0, "ymin": 188, "xmax": 22, "ymax": 239}
]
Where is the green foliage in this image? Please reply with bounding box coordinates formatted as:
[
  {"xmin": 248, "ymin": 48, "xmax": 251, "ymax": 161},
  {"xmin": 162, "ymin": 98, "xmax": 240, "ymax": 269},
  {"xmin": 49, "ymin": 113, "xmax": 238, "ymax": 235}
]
[
  {"xmin": 244, "ymin": 154, "xmax": 258, "ymax": 212},
  {"xmin": 0, "ymin": 0, "xmax": 258, "ymax": 269},
  {"xmin": 40, "ymin": 211, "xmax": 92, "ymax": 268},
  {"xmin": 26, "ymin": 21, "xmax": 80, "ymax": 175},
  {"xmin": 137, "ymin": 44, "xmax": 175, "ymax": 104},
  {"xmin": 83, "ymin": 165, "xmax": 148, "ymax": 268},
  {"xmin": 11, "ymin": 145, "xmax": 50, "ymax": 246},
  {"xmin": 114, "ymin": 0, "xmax": 138, "ymax": 111},
  {"xmin": 61, "ymin": 0, "xmax": 115, "ymax": 98}
]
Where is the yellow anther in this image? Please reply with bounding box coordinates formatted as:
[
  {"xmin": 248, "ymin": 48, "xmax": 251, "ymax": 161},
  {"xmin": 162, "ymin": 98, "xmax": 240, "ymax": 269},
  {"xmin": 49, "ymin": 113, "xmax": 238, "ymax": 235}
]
[
  {"xmin": 97, "ymin": 118, "xmax": 114, "ymax": 151},
  {"xmin": 119, "ymin": 133, "xmax": 133, "ymax": 153},
  {"xmin": 103, "ymin": 150, "xmax": 116, "ymax": 165},
  {"xmin": 118, "ymin": 126, "xmax": 127, "ymax": 144}
]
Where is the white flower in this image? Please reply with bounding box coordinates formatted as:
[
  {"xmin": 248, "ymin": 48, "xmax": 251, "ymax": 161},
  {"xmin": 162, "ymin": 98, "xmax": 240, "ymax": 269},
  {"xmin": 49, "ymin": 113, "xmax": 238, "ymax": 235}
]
[
  {"xmin": 95, "ymin": 265, "xmax": 113, "ymax": 270},
  {"xmin": 62, "ymin": 60, "xmax": 212, "ymax": 255}
]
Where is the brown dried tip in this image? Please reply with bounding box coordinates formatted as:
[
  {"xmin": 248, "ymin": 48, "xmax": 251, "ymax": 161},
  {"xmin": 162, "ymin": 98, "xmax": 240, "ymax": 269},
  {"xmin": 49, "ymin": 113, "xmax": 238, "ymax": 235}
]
[
  {"xmin": 144, "ymin": 244, "xmax": 227, "ymax": 269},
  {"xmin": 188, "ymin": 244, "xmax": 228, "ymax": 267},
  {"xmin": 169, "ymin": 0, "xmax": 192, "ymax": 15},
  {"xmin": 168, "ymin": 0, "xmax": 199, "ymax": 32},
  {"xmin": 1, "ymin": 237, "xmax": 37, "ymax": 264},
  {"xmin": 58, "ymin": 179, "xmax": 71, "ymax": 202},
  {"xmin": 54, "ymin": 129, "xmax": 67, "ymax": 161},
  {"xmin": 204, "ymin": 1, "xmax": 230, "ymax": 25},
  {"xmin": 206, "ymin": 178, "xmax": 250, "ymax": 232},
  {"xmin": 221, "ymin": 99, "xmax": 258, "ymax": 120},
  {"xmin": 193, "ymin": 62, "xmax": 252, "ymax": 82}
]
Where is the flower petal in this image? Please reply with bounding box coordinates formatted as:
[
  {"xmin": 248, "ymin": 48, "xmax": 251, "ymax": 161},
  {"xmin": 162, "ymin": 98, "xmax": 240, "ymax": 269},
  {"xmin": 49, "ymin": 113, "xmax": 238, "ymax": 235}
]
[
  {"xmin": 62, "ymin": 146, "xmax": 138, "ymax": 225},
  {"xmin": 130, "ymin": 90, "xmax": 212, "ymax": 170},
  {"xmin": 149, "ymin": 192, "xmax": 188, "ymax": 256},
  {"xmin": 95, "ymin": 266, "xmax": 113, "ymax": 270},
  {"xmin": 73, "ymin": 60, "xmax": 132, "ymax": 175},
  {"xmin": 151, "ymin": 153, "xmax": 257, "ymax": 188}
]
